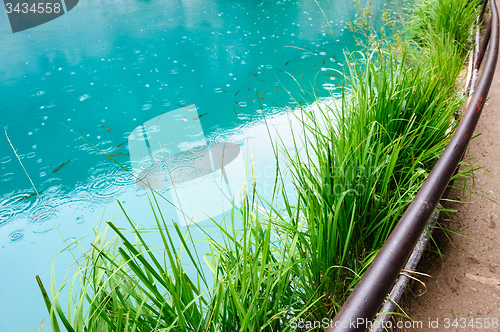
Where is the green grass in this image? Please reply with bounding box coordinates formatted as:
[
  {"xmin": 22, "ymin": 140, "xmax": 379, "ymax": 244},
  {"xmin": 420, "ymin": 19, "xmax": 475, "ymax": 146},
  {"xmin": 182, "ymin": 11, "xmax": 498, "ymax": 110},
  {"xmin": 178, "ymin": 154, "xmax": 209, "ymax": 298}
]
[
  {"xmin": 407, "ymin": 0, "xmax": 481, "ymax": 53},
  {"xmin": 281, "ymin": 37, "xmax": 467, "ymax": 321},
  {"xmin": 37, "ymin": 0, "xmax": 481, "ymax": 330}
]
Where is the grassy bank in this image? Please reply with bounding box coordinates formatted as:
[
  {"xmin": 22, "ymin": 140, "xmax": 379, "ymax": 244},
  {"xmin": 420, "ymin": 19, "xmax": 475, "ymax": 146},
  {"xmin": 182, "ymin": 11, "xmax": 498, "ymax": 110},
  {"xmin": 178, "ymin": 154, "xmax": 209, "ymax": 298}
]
[{"xmin": 38, "ymin": 0, "xmax": 481, "ymax": 330}]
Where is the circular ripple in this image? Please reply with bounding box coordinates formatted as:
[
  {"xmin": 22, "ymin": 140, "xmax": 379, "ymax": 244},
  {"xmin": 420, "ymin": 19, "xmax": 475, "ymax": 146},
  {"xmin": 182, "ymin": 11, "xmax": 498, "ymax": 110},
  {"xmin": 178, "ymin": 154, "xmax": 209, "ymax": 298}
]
[
  {"xmin": 84, "ymin": 166, "xmax": 134, "ymax": 200},
  {"xmin": 0, "ymin": 207, "xmax": 16, "ymax": 226},
  {"xmin": 1, "ymin": 156, "xmax": 11, "ymax": 164},
  {"xmin": 0, "ymin": 193, "xmax": 32, "ymax": 225},
  {"xmin": 0, "ymin": 277, "xmax": 19, "ymax": 306},
  {"xmin": 138, "ymin": 158, "xmax": 155, "ymax": 170},
  {"xmin": 23, "ymin": 291, "xmax": 41, "ymax": 317},
  {"xmin": 4, "ymin": 193, "xmax": 34, "ymax": 206},
  {"xmin": 43, "ymin": 184, "xmax": 64, "ymax": 195},
  {"xmin": 148, "ymin": 125, "xmax": 160, "ymax": 133},
  {"xmin": 135, "ymin": 188, "xmax": 148, "ymax": 197},
  {"xmin": 135, "ymin": 134, "xmax": 151, "ymax": 141},
  {"xmin": 63, "ymin": 237, "xmax": 77, "ymax": 251},
  {"xmin": 0, "ymin": 173, "xmax": 14, "ymax": 183},
  {"xmin": 31, "ymin": 224, "xmax": 53, "ymax": 234},
  {"xmin": 322, "ymin": 83, "xmax": 336, "ymax": 91},
  {"xmin": 114, "ymin": 170, "xmax": 135, "ymax": 187},
  {"xmin": 29, "ymin": 206, "xmax": 55, "ymax": 223},
  {"xmin": 9, "ymin": 230, "xmax": 25, "ymax": 242},
  {"xmin": 152, "ymin": 149, "xmax": 172, "ymax": 163},
  {"xmin": 39, "ymin": 177, "xmax": 62, "ymax": 190},
  {"xmin": 91, "ymin": 176, "xmax": 122, "ymax": 198},
  {"xmin": 76, "ymin": 215, "xmax": 85, "ymax": 224},
  {"xmin": 190, "ymin": 144, "xmax": 208, "ymax": 153},
  {"xmin": 9, "ymin": 243, "xmax": 47, "ymax": 270},
  {"xmin": 28, "ymin": 203, "xmax": 56, "ymax": 235}
]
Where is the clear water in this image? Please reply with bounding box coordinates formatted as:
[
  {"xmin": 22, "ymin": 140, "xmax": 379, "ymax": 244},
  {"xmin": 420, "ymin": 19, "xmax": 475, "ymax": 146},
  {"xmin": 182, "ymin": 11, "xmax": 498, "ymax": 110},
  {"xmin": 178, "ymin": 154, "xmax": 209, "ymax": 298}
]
[{"xmin": 0, "ymin": 0, "xmax": 396, "ymax": 330}]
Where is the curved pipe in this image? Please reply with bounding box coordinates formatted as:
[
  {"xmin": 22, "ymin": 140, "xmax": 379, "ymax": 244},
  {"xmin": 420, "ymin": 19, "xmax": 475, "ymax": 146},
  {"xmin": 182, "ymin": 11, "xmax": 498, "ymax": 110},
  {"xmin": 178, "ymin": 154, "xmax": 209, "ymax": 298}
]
[
  {"xmin": 327, "ymin": 0, "xmax": 499, "ymax": 330},
  {"xmin": 475, "ymin": 20, "xmax": 492, "ymax": 71}
]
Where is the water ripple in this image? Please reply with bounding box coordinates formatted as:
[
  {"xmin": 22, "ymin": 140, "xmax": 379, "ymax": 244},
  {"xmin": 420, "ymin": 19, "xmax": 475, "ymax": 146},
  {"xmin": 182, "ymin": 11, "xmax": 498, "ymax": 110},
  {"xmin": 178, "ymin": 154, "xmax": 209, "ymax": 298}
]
[
  {"xmin": 0, "ymin": 173, "xmax": 14, "ymax": 183},
  {"xmin": 9, "ymin": 242, "xmax": 47, "ymax": 269},
  {"xmin": 79, "ymin": 165, "xmax": 135, "ymax": 200},
  {"xmin": 9, "ymin": 230, "xmax": 25, "ymax": 243},
  {"xmin": 0, "ymin": 277, "xmax": 19, "ymax": 306},
  {"xmin": 76, "ymin": 215, "xmax": 85, "ymax": 224},
  {"xmin": 79, "ymin": 94, "xmax": 91, "ymax": 101},
  {"xmin": 0, "ymin": 194, "xmax": 34, "ymax": 226},
  {"xmin": 0, "ymin": 207, "xmax": 16, "ymax": 227},
  {"xmin": 29, "ymin": 206, "xmax": 55, "ymax": 223},
  {"xmin": 62, "ymin": 237, "xmax": 77, "ymax": 251},
  {"xmin": 151, "ymin": 149, "xmax": 172, "ymax": 163},
  {"xmin": 39, "ymin": 177, "xmax": 62, "ymax": 191}
]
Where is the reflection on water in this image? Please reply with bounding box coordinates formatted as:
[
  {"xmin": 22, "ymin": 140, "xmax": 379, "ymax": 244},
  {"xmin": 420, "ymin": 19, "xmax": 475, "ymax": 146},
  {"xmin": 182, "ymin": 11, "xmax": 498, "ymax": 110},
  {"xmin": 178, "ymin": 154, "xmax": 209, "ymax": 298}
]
[
  {"xmin": 129, "ymin": 105, "xmax": 246, "ymax": 225},
  {"xmin": 0, "ymin": 0, "xmax": 362, "ymax": 232},
  {"xmin": 0, "ymin": 0, "xmax": 400, "ymax": 329}
]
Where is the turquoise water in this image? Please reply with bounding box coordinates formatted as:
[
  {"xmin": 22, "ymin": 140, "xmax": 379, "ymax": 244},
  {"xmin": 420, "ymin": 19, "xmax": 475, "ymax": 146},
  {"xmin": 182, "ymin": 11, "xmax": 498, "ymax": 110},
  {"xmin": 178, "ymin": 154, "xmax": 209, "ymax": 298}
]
[{"xmin": 0, "ymin": 0, "xmax": 398, "ymax": 330}]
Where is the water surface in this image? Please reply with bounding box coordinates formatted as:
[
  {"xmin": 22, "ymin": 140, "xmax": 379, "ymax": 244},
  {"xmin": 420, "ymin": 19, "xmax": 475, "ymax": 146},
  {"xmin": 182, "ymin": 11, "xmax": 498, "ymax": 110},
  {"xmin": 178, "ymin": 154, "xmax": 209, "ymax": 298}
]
[{"xmin": 0, "ymin": 0, "xmax": 397, "ymax": 329}]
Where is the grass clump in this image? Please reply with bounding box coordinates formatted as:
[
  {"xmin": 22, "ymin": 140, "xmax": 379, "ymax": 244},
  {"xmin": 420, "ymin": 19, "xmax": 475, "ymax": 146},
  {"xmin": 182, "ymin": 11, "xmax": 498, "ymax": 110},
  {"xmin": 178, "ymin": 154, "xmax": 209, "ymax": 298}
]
[
  {"xmin": 38, "ymin": 0, "xmax": 481, "ymax": 330},
  {"xmin": 286, "ymin": 40, "xmax": 466, "ymax": 320},
  {"xmin": 407, "ymin": 0, "xmax": 481, "ymax": 53}
]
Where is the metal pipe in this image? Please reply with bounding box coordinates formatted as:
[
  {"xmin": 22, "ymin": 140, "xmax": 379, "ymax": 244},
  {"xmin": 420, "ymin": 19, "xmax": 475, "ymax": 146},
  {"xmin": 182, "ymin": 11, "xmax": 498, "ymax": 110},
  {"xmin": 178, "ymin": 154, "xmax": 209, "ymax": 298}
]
[
  {"xmin": 475, "ymin": 20, "xmax": 492, "ymax": 71},
  {"xmin": 326, "ymin": 0, "xmax": 499, "ymax": 330},
  {"xmin": 471, "ymin": 9, "xmax": 490, "ymax": 94},
  {"xmin": 369, "ymin": 9, "xmax": 493, "ymax": 327},
  {"xmin": 480, "ymin": 0, "xmax": 489, "ymax": 23},
  {"xmin": 369, "ymin": 212, "xmax": 438, "ymax": 332}
]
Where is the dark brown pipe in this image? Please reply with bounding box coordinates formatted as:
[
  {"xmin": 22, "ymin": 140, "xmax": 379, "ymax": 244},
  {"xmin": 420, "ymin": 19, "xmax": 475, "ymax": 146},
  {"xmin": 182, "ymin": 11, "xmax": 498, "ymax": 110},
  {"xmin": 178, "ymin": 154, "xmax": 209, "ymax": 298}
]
[
  {"xmin": 326, "ymin": 0, "xmax": 499, "ymax": 330},
  {"xmin": 480, "ymin": 0, "xmax": 489, "ymax": 23},
  {"xmin": 475, "ymin": 20, "xmax": 492, "ymax": 70}
]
